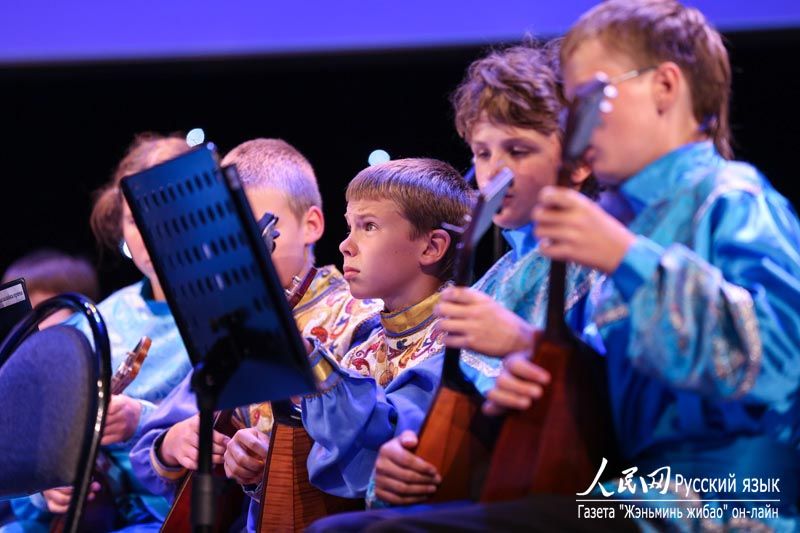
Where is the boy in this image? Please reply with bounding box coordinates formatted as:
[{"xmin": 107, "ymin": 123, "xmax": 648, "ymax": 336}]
[
  {"xmin": 535, "ymin": 2, "xmax": 800, "ymax": 528},
  {"xmin": 370, "ymin": 42, "xmax": 602, "ymax": 507},
  {"xmin": 128, "ymin": 139, "xmax": 382, "ymax": 509},
  {"xmin": 307, "ymin": 43, "xmax": 605, "ymax": 531}
]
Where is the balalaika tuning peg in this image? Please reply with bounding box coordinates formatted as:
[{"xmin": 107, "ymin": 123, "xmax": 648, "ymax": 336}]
[
  {"xmin": 283, "ymin": 275, "xmax": 302, "ymax": 299},
  {"xmin": 442, "ymin": 215, "xmax": 469, "ymax": 235},
  {"xmin": 603, "ymin": 84, "xmax": 618, "ymax": 99},
  {"xmin": 600, "ymin": 84, "xmax": 616, "ymax": 114}
]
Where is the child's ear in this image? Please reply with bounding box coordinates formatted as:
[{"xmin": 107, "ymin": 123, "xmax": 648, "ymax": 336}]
[
  {"xmin": 652, "ymin": 61, "xmax": 682, "ymax": 115},
  {"xmin": 419, "ymin": 228, "xmax": 452, "ymax": 267},
  {"xmin": 301, "ymin": 205, "xmax": 325, "ymax": 246}
]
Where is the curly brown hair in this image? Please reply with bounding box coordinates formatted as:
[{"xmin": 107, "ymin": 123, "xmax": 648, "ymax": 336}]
[
  {"xmin": 453, "ymin": 41, "xmax": 600, "ymax": 197},
  {"xmin": 452, "ymin": 40, "xmax": 563, "ymax": 143}
]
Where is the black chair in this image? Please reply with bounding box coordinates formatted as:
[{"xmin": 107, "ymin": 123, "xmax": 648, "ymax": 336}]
[{"xmin": 0, "ymin": 293, "xmax": 111, "ymax": 533}]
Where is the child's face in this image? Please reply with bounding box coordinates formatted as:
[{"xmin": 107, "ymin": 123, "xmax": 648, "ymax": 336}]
[
  {"xmin": 562, "ymin": 38, "xmax": 664, "ymax": 184},
  {"xmin": 122, "ymin": 200, "xmax": 158, "ymax": 286},
  {"xmin": 245, "ymin": 188, "xmax": 311, "ymax": 289},
  {"xmin": 470, "ymin": 118, "xmax": 560, "ymax": 229},
  {"xmin": 340, "ymin": 198, "xmax": 429, "ymax": 307}
]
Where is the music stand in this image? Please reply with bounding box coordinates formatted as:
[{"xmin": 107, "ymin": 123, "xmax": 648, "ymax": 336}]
[{"xmin": 121, "ymin": 144, "xmax": 316, "ymax": 532}]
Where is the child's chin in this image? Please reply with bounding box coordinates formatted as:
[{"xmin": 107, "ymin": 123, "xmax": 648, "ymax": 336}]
[
  {"xmin": 495, "ymin": 212, "xmax": 526, "ymax": 230},
  {"xmin": 346, "ymin": 281, "xmax": 368, "ymax": 298}
]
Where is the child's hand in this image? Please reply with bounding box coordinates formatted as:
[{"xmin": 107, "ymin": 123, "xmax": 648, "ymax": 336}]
[
  {"xmin": 533, "ymin": 186, "xmax": 635, "ymax": 273},
  {"xmin": 160, "ymin": 415, "xmax": 229, "ymax": 470},
  {"xmin": 42, "ymin": 482, "xmax": 101, "ymax": 514},
  {"xmin": 483, "ymin": 351, "xmax": 552, "ymax": 416},
  {"xmin": 374, "ymin": 430, "xmax": 441, "ymax": 505},
  {"xmin": 42, "ymin": 486, "xmax": 73, "ymax": 514},
  {"xmin": 223, "ymin": 428, "xmax": 270, "ymax": 486},
  {"xmin": 435, "ymin": 287, "xmax": 534, "ymax": 357},
  {"xmin": 101, "ymin": 394, "xmax": 142, "ymax": 445}
]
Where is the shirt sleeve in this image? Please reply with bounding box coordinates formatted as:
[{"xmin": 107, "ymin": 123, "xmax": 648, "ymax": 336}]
[
  {"xmin": 128, "ymin": 373, "xmax": 198, "ymax": 499},
  {"xmin": 609, "ymin": 188, "xmax": 800, "ymax": 409},
  {"xmin": 301, "ymin": 347, "xmax": 442, "ymax": 498}
]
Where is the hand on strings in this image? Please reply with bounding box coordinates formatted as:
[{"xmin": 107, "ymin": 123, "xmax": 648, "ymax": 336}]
[
  {"xmin": 533, "ymin": 186, "xmax": 635, "ymax": 273},
  {"xmin": 101, "ymin": 394, "xmax": 142, "ymax": 445},
  {"xmin": 483, "ymin": 351, "xmax": 552, "ymax": 416},
  {"xmin": 435, "ymin": 286, "xmax": 534, "ymax": 357},
  {"xmin": 223, "ymin": 428, "xmax": 270, "ymax": 486},
  {"xmin": 42, "ymin": 482, "xmax": 101, "ymax": 514},
  {"xmin": 159, "ymin": 414, "xmax": 230, "ymax": 470},
  {"xmin": 374, "ymin": 430, "xmax": 441, "ymax": 505}
]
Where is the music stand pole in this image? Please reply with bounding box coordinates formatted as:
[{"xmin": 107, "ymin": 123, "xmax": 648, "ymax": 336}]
[{"xmin": 192, "ymin": 386, "xmax": 215, "ymax": 532}]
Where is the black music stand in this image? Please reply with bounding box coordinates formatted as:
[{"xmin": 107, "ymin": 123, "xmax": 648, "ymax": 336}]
[{"xmin": 121, "ymin": 144, "xmax": 316, "ymax": 532}]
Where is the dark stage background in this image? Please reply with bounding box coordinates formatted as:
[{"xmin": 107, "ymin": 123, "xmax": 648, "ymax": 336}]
[{"xmin": 1, "ymin": 28, "xmax": 799, "ymax": 298}]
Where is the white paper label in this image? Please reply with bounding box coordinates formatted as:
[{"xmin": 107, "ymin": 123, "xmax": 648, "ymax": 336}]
[{"xmin": 0, "ymin": 283, "xmax": 26, "ymax": 309}]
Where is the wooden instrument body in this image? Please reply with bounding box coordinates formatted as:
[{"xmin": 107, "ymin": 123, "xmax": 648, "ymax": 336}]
[
  {"xmin": 480, "ymin": 331, "xmax": 614, "ymax": 502},
  {"xmin": 160, "ymin": 411, "xmax": 244, "ymax": 533},
  {"xmin": 254, "ymin": 262, "xmax": 364, "ymax": 531},
  {"xmin": 257, "ymin": 421, "xmax": 362, "ymax": 532},
  {"xmin": 414, "ymin": 385, "xmax": 497, "ymax": 502},
  {"xmin": 410, "ymin": 169, "xmax": 513, "ymax": 503}
]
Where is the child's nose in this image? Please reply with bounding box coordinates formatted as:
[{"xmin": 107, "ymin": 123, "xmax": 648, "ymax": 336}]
[
  {"xmin": 489, "ymin": 157, "xmax": 509, "ymax": 177},
  {"xmin": 339, "ymin": 235, "xmax": 355, "ymax": 256}
]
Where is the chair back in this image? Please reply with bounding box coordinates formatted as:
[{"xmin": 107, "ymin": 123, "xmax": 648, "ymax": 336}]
[{"xmin": 0, "ymin": 293, "xmax": 111, "ymax": 533}]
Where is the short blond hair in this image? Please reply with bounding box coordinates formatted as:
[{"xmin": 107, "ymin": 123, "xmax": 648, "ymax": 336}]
[
  {"xmin": 346, "ymin": 158, "xmax": 472, "ymax": 280},
  {"xmin": 221, "ymin": 138, "xmax": 322, "ymax": 221}
]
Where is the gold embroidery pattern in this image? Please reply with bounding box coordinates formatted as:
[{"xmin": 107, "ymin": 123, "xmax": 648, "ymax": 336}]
[
  {"xmin": 341, "ymin": 291, "xmax": 445, "ymax": 388},
  {"xmin": 722, "ymin": 283, "xmax": 762, "ymax": 398},
  {"xmin": 245, "ymin": 265, "xmax": 382, "ymax": 431}
]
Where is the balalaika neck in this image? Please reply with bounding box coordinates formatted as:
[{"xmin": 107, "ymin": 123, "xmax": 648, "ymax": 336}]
[
  {"xmin": 441, "ymin": 241, "xmax": 479, "ymax": 392},
  {"xmin": 543, "ymin": 259, "xmax": 568, "ymax": 342},
  {"xmin": 543, "ymin": 163, "xmax": 576, "ymax": 343},
  {"xmin": 274, "ymin": 265, "xmax": 318, "ymax": 425}
]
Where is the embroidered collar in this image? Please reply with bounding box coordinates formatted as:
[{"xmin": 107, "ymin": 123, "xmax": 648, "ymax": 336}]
[
  {"xmin": 501, "ymin": 222, "xmax": 538, "ymax": 261},
  {"xmin": 380, "ymin": 288, "xmax": 442, "ymax": 337}
]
